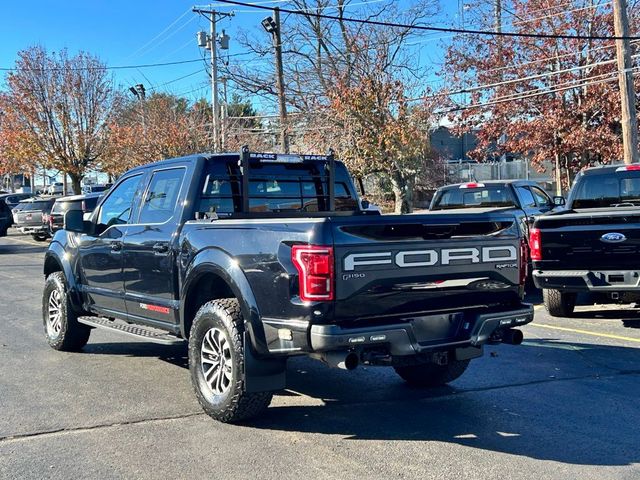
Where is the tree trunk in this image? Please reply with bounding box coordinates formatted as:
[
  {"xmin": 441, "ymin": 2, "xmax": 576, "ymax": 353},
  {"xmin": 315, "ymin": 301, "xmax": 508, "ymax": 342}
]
[
  {"xmin": 69, "ymin": 172, "xmax": 82, "ymax": 195},
  {"xmin": 390, "ymin": 170, "xmax": 415, "ymax": 214}
]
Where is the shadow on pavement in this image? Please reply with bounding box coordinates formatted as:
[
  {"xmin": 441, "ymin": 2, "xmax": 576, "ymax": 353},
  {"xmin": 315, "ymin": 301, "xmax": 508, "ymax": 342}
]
[
  {"xmin": 0, "ymin": 242, "xmax": 47, "ymax": 255},
  {"xmin": 572, "ymin": 309, "xmax": 640, "ymax": 320},
  {"xmin": 622, "ymin": 319, "xmax": 640, "ymax": 329},
  {"xmin": 83, "ymin": 338, "xmax": 640, "ymax": 466}
]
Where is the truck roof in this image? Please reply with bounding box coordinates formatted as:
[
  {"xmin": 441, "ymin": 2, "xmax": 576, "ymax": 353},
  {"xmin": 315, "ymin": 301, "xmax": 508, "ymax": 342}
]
[
  {"xmin": 437, "ymin": 179, "xmax": 542, "ymax": 190},
  {"xmin": 124, "ymin": 152, "xmax": 347, "ymax": 176},
  {"xmin": 579, "ymin": 163, "xmax": 640, "ymax": 175}
]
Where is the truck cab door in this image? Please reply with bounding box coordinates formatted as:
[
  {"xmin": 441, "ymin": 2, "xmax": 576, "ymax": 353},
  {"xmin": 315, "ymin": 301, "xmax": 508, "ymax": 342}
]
[
  {"xmin": 77, "ymin": 173, "xmax": 145, "ymax": 317},
  {"xmin": 122, "ymin": 167, "xmax": 187, "ymax": 325}
]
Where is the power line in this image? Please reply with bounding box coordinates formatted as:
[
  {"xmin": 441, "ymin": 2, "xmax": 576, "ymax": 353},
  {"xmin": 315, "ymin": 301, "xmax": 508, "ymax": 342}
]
[
  {"xmin": 444, "ymin": 67, "xmax": 640, "ymax": 113},
  {"xmin": 212, "ymin": 0, "xmax": 640, "ymax": 41},
  {"xmin": 228, "ymin": 0, "xmax": 389, "ymax": 14},
  {"xmin": 472, "ymin": 40, "xmax": 638, "ymax": 76},
  {"xmin": 436, "ymin": 53, "xmax": 640, "ymax": 99},
  {"xmin": 0, "ymin": 58, "xmax": 204, "ymax": 72},
  {"xmin": 512, "ymin": 3, "xmax": 603, "ymax": 26},
  {"xmin": 125, "ymin": 8, "xmax": 192, "ymax": 60},
  {"xmin": 154, "ymin": 70, "xmax": 204, "ymax": 89},
  {"xmin": 502, "ymin": 1, "xmax": 578, "ymax": 18},
  {"xmin": 224, "ymin": 66, "xmax": 639, "ymax": 118}
]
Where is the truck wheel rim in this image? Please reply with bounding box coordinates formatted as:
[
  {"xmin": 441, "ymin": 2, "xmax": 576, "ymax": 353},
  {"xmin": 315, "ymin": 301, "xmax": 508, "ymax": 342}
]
[
  {"xmin": 47, "ymin": 289, "xmax": 62, "ymax": 338},
  {"xmin": 200, "ymin": 327, "xmax": 233, "ymax": 395}
]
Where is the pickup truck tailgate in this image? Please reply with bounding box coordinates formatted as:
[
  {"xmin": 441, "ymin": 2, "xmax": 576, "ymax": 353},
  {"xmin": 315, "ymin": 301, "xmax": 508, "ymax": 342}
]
[
  {"xmin": 535, "ymin": 209, "xmax": 640, "ymax": 270},
  {"xmin": 332, "ymin": 213, "xmax": 523, "ymax": 321},
  {"xmin": 15, "ymin": 210, "xmax": 44, "ymax": 227}
]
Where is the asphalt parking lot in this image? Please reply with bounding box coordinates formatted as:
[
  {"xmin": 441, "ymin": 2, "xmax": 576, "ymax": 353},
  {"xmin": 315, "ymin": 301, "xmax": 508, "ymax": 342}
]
[{"xmin": 1, "ymin": 232, "xmax": 639, "ymax": 480}]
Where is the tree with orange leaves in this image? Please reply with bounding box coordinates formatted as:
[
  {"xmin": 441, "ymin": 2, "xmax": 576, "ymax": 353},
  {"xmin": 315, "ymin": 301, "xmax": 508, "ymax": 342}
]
[
  {"xmin": 444, "ymin": 0, "xmax": 640, "ymax": 192},
  {"xmin": 0, "ymin": 93, "xmax": 41, "ymax": 177},
  {"xmin": 310, "ymin": 74, "xmax": 437, "ymax": 214},
  {"xmin": 5, "ymin": 46, "xmax": 117, "ymax": 193}
]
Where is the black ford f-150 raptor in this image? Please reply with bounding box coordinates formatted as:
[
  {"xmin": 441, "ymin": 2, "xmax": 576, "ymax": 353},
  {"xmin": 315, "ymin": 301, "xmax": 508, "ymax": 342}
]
[
  {"xmin": 532, "ymin": 163, "xmax": 640, "ymax": 316},
  {"xmin": 42, "ymin": 148, "xmax": 533, "ymax": 423}
]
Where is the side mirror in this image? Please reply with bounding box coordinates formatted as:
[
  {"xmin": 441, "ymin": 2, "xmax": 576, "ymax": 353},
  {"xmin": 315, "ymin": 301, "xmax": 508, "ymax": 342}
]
[
  {"xmin": 553, "ymin": 196, "xmax": 566, "ymax": 206},
  {"xmin": 361, "ymin": 199, "xmax": 370, "ymax": 210},
  {"xmin": 64, "ymin": 210, "xmax": 90, "ymax": 234}
]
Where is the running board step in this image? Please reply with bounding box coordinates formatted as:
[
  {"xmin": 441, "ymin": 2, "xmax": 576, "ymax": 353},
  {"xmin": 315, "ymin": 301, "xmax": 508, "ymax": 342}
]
[{"xmin": 77, "ymin": 316, "xmax": 185, "ymax": 345}]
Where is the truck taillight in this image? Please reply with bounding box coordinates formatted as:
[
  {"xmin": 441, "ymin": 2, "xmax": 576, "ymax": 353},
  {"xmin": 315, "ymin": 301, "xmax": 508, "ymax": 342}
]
[
  {"xmin": 519, "ymin": 238, "xmax": 528, "ymax": 285},
  {"xmin": 616, "ymin": 165, "xmax": 640, "ymax": 172},
  {"xmin": 529, "ymin": 228, "xmax": 542, "ymax": 261},
  {"xmin": 291, "ymin": 245, "xmax": 334, "ymax": 301}
]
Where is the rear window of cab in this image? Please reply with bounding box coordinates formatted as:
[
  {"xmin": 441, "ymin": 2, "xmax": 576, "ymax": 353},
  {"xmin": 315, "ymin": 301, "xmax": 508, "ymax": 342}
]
[
  {"xmin": 431, "ymin": 185, "xmax": 516, "ymax": 210},
  {"xmin": 198, "ymin": 159, "xmax": 358, "ymax": 216}
]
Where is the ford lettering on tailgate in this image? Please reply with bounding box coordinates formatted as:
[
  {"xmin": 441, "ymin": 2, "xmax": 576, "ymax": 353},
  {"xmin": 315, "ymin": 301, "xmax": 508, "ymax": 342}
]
[{"xmin": 343, "ymin": 246, "xmax": 517, "ymax": 271}]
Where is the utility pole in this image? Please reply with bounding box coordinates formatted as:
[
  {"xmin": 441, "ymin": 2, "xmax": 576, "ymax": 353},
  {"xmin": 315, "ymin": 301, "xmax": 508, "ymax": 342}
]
[
  {"xmin": 194, "ymin": 9, "xmax": 232, "ymax": 152},
  {"xmin": 613, "ymin": 0, "xmax": 639, "ymax": 164},
  {"xmin": 493, "ymin": 0, "xmax": 502, "ymax": 34},
  {"xmin": 129, "ymin": 83, "xmax": 146, "ymax": 134},
  {"xmin": 221, "ymin": 76, "xmax": 229, "ymax": 150},
  {"xmin": 262, "ymin": 8, "xmax": 289, "ymax": 153}
]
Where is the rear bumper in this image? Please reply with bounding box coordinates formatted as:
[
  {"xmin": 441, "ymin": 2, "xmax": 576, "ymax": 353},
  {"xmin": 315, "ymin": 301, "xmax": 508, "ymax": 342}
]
[
  {"xmin": 533, "ymin": 269, "xmax": 640, "ymax": 292},
  {"xmin": 308, "ymin": 304, "xmax": 533, "ymax": 357},
  {"xmin": 18, "ymin": 225, "xmax": 47, "ymax": 234}
]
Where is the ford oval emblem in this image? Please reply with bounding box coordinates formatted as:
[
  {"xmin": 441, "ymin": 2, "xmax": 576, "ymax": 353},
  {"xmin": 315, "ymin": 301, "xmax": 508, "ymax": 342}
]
[{"xmin": 600, "ymin": 232, "xmax": 627, "ymax": 243}]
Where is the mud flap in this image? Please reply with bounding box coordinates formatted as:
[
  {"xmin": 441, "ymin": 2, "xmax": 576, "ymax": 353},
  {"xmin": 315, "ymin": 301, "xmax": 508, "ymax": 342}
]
[{"xmin": 243, "ymin": 332, "xmax": 287, "ymax": 393}]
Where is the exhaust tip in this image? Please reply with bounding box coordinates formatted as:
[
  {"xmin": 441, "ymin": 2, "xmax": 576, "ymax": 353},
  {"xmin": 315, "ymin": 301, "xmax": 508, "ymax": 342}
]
[
  {"xmin": 311, "ymin": 351, "xmax": 359, "ymax": 370},
  {"xmin": 502, "ymin": 329, "xmax": 523, "ymax": 345},
  {"xmin": 343, "ymin": 352, "xmax": 359, "ymax": 370}
]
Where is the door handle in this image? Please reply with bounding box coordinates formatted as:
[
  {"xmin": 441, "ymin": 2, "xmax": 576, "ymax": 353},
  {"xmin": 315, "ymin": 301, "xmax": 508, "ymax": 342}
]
[
  {"xmin": 110, "ymin": 241, "xmax": 122, "ymax": 252},
  {"xmin": 153, "ymin": 243, "xmax": 169, "ymax": 254}
]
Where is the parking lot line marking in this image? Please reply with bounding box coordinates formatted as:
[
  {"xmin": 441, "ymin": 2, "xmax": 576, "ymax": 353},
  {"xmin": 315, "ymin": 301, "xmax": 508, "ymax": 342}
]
[
  {"xmin": 2, "ymin": 236, "xmax": 42, "ymax": 247},
  {"xmin": 530, "ymin": 323, "xmax": 640, "ymax": 343}
]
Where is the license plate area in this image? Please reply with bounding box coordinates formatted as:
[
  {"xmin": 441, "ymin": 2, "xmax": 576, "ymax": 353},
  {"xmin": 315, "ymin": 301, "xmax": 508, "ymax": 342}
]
[{"xmin": 410, "ymin": 313, "xmax": 465, "ymax": 345}]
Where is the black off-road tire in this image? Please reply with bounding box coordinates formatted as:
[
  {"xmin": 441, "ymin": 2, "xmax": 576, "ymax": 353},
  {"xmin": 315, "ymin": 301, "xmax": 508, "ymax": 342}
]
[
  {"xmin": 394, "ymin": 359, "xmax": 470, "ymax": 387},
  {"xmin": 188, "ymin": 298, "xmax": 273, "ymax": 423},
  {"xmin": 42, "ymin": 272, "xmax": 91, "ymax": 351},
  {"xmin": 543, "ymin": 289, "xmax": 577, "ymax": 317},
  {"xmin": 32, "ymin": 233, "xmax": 48, "ymax": 242}
]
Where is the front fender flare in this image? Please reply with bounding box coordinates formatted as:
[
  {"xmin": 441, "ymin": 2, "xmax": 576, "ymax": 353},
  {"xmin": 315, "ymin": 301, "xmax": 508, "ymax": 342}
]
[{"xmin": 44, "ymin": 241, "xmax": 83, "ymax": 312}]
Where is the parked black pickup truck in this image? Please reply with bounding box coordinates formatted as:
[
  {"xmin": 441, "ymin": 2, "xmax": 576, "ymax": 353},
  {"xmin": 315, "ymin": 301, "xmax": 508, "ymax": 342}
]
[
  {"xmin": 532, "ymin": 164, "xmax": 640, "ymax": 316},
  {"xmin": 42, "ymin": 149, "xmax": 533, "ymax": 423}
]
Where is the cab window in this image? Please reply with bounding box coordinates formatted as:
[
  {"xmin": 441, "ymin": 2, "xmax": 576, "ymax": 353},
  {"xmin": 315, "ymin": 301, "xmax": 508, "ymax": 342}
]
[
  {"xmin": 530, "ymin": 186, "xmax": 552, "ymax": 207},
  {"xmin": 138, "ymin": 168, "xmax": 186, "ymax": 224},
  {"xmin": 515, "ymin": 187, "xmax": 536, "ymax": 208},
  {"xmin": 97, "ymin": 175, "xmax": 143, "ymax": 227}
]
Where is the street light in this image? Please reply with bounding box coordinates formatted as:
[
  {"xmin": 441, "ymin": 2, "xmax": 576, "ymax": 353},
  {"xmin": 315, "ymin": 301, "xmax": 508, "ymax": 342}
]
[
  {"xmin": 128, "ymin": 84, "xmax": 146, "ymax": 100},
  {"xmin": 261, "ymin": 16, "xmax": 277, "ymax": 34}
]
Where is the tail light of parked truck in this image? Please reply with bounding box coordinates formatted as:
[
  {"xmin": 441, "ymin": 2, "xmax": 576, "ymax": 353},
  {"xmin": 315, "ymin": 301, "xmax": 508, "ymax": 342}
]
[
  {"xmin": 529, "ymin": 228, "xmax": 541, "ymax": 261},
  {"xmin": 291, "ymin": 245, "xmax": 335, "ymax": 301},
  {"xmin": 519, "ymin": 238, "xmax": 528, "ymax": 285}
]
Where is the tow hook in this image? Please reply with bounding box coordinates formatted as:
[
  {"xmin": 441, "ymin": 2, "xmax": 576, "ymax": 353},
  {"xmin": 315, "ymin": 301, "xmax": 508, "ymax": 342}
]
[{"xmin": 432, "ymin": 351, "xmax": 448, "ymax": 366}]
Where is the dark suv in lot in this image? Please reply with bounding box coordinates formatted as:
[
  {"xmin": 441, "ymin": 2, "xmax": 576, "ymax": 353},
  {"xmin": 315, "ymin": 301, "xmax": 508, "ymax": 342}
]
[{"xmin": 47, "ymin": 193, "xmax": 102, "ymax": 235}]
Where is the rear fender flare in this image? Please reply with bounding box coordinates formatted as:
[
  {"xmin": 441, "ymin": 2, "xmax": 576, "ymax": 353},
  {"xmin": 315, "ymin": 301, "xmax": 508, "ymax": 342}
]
[{"xmin": 181, "ymin": 248, "xmax": 268, "ymax": 355}]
